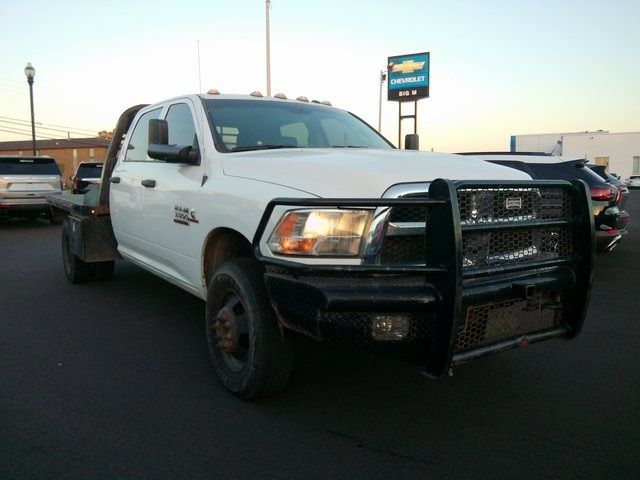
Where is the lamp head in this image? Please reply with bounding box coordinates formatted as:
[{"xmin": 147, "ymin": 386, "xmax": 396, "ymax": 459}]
[{"xmin": 24, "ymin": 63, "xmax": 35, "ymax": 80}]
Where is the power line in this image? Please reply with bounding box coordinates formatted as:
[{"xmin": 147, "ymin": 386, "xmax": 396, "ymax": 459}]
[
  {"xmin": 0, "ymin": 115, "xmax": 100, "ymax": 134},
  {"xmin": 0, "ymin": 119, "xmax": 97, "ymax": 138},
  {"xmin": 0, "ymin": 127, "xmax": 109, "ymax": 148},
  {"xmin": 0, "ymin": 127, "xmax": 63, "ymax": 141}
]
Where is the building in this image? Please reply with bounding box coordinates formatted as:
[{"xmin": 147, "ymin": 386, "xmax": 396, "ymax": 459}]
[
  {"xmin": 0, "ymin": 137, "xmax": 110, "ymax": 180},
  {"xmin": 510, "ymin": 131, "xmax": 640, "ymax": 179}
]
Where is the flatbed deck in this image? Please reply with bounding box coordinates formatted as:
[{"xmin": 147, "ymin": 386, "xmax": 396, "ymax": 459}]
[{"xmin": 47, "ymin": 191, "xmax": 107, "ymax": 217}]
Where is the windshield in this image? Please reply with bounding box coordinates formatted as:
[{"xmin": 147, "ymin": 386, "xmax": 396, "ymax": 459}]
[
  {"xmin": 204, "ymin": 99, "xmax": 394, "ymax": 152},
  {"xmin": 0, "ymin": 157, "xmax": 61, "ymax": 175}
]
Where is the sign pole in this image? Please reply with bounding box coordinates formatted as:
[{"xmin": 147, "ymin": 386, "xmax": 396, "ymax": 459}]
[{"xmin": 398, "ymin": 103, "xmax": 402, "ymax": 148}]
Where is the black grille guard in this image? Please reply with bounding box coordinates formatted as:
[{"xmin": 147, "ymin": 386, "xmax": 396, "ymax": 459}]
[{"xmin": 252, "ymin": 178, "xmax": 595, "ymax": 377}]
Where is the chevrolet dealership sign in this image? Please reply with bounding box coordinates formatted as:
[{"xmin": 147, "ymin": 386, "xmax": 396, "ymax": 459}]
[{"xmin": 387, "ymin": 52, "xmax": 430, "ymax": 101}]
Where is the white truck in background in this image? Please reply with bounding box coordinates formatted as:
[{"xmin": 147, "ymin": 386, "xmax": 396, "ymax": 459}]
[{"xmin": 48, "ymin": 92, "xmax": 595, "ymax": 399}]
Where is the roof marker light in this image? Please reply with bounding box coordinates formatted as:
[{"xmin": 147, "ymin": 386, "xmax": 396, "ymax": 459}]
[
  {"xmin": 296, "ymin": 96, "xmax": 309, "ymax": 102},
  {"xmin": 250, "ymin": 91, "xmax": 264, "ymax": 97},
  {"xmin": 274, "ymin": 93, "xmax": 287, "ymax": 99},
  {"xmin": 207, "ymin": 89, "xmax": 220, "ymax": 95},
  {"xmin": 321, "ymin": 100, "xmax": 332, "ymax": 106}
]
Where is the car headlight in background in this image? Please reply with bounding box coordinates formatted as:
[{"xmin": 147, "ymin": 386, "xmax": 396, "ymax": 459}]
[{"xmin": 268, "ymin": 209, "xmax": 372, "ymax": 256}]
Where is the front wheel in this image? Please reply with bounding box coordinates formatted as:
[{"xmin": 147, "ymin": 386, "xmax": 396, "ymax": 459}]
[
  {"xmin": 206, "ymin": 258, "xmax": 293, "ymax": 400},
  {"xmin": 49, "ymin": 208, "xmax": 65, "ymax": 225}
]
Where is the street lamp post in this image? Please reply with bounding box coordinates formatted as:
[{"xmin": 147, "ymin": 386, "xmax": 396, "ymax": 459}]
[{"xmin": 24, "ymin": 63, "xmax": 36, "ymax": 156}]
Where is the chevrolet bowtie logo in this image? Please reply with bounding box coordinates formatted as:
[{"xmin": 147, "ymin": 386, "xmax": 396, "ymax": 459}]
[{"xmin": 389, "ymin": 60, "xmax": 425, "ymax": 74}]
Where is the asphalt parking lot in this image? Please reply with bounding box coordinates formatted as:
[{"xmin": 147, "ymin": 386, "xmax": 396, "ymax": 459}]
[{"xmin": 1, "ymin": 195, "xmax": 639, "ymax": 480}]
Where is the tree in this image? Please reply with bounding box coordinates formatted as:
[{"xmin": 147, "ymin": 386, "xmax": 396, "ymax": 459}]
[{"xmin": 98, "ymin": 130, "xmax": 113, "ymax": 141}]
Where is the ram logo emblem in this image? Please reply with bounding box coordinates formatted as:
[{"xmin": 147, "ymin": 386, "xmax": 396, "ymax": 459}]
[{"xmin": 505, "ymin": 197, "xmax": 522, "ymax": 210}]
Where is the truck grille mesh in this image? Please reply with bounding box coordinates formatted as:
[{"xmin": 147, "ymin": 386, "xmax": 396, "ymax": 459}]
[
  {"xmin": 457, "ymin": 187, "xmax": 571, "ymax": 224},
  {"xmin": 380, "ymin": 186, "xmax": 574, "ymax": 267},
  {"xmin": 380, "ymin": 236, "xmax": 425, "ymax": 264},
  {"xmin": 462, "ymin": 228, "xmax": 572, "ymax": 268},
  {"xmin": 458, "ymin": 187, "xmax": 573, "ymax": 269},
  {"xmin": 455, "ymin": 294, "xmax": 563, "ymax": 353}
]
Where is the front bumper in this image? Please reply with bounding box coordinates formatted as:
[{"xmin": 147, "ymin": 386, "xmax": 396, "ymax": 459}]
[
  {"xmin": 265, "ymin": 267, "xmax": 576, "ymax": 368},
  {"xmin": 253, "ymin": 179, "xmax": 595, "ymax": 377}
]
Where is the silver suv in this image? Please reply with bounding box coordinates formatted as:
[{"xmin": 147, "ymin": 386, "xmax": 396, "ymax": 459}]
[{"xmin": 0, "ymin": 156, "xmax": 63, "ymax": 224}]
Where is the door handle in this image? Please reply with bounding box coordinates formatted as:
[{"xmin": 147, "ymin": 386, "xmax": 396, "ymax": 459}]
[
  {"xmin": 110, "ymin": 176, "xmax": 121, "ymax": 184},
  {"xmin": 141, "ymin": 179, "xmax": 156, "ymax": 188}
]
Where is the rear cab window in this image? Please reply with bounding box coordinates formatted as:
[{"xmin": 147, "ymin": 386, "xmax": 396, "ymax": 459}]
[
  {"xmin": 76, "ymin": 164, "xmax": 103, "ymax": 177},
  {"xmin": 124, "ymin": 108, "xmax": 162, "ymax": 162},
  {"xmin": 0, "ymin": 157, "xmax": 61, "ymax": 175}
]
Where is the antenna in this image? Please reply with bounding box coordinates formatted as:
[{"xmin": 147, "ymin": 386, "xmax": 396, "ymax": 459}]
[
  {"xmin": 197, "ymin": 40, "xmax": 202, "ymax": 94},
  {"xmin": 265, "ymin": 1, "xmax": 272, "ymax": 96}
]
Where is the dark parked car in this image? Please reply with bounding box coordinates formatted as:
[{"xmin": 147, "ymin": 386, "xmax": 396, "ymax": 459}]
[
  {"xmin": 0, "ymin": 155, "xmax": 63, "ymax": 224},
  {"xmin": 71, "ymin": 162, "xmax": 103, "ymax": 194},
  {"xmin": 460, "ymin": 153, "xmax": 629, "ymax": 252},
  {"xmin": 588, "ymin": 164, "xmax": 629, "ymax": 210}
]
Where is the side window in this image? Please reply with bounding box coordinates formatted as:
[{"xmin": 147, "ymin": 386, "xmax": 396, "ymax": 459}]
[
  {"xmin": 124, "ymin": 108, "xmax": 161, "ymax": 162},
  {"xmin": 166, "ymin": 103, "xmax": 199, "ymax": 152}
]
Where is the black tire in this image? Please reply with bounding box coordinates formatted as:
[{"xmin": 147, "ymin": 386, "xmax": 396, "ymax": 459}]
[
  {"xmin": 62, "ymin": 224, "xmax": 90, "ymax": 284},
  {"xmin": 49, "ymin": 208, "xmax": 65, "ymax": 225},
  {"xmin": 91, "ymin": 260, "xmax": 115, "ymax": 281},
  {"xmin": 206, "ymin": 258, "xmax": 293, "ymax": 399}
]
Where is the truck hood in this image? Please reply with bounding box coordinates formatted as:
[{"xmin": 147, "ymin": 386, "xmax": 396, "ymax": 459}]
[{"xmin": 221, "ymin": 148, "xmax": 531, "ymax": 197}]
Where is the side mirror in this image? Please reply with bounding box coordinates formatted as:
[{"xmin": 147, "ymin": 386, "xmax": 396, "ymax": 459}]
[
  {"xmin": 148, "ymin": 144, "xmax": 198, "ymax": 164},
  {"xmin": 148, "ymin": 119, "xmax": 168, "ymax": 145},
  {"xmin": 147, "ymin": 118, "xmax": 198, "ymax": 164},
  {"xmin": 404, "ymin": 134, "xmax": 419, "ymax": 150}
]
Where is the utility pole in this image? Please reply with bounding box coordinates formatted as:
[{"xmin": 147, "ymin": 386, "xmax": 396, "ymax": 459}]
[{"xmin": 265, "ymin": 0, "xmax": 272, "ymax": 96}]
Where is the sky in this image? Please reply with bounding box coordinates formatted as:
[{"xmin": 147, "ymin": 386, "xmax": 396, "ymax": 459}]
[{"xmin": 1, "ymin": 0, "xmax": 638, "ymax": 152}]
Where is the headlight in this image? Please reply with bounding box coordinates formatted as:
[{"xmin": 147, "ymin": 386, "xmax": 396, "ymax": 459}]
[{"xmin": 268, "ymin": 209, "xmax": 371, "ymax": 256}]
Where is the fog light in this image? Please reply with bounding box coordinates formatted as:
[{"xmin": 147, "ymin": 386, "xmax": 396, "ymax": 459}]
[{"xmin": 371, "ymin": 314, "xmax": 411, "ymax": 341}]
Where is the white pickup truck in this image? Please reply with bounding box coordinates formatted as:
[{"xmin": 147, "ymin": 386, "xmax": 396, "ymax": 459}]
[{"xmin": 49, "ymin": 93, "xmax": 595, "ymax": 399}]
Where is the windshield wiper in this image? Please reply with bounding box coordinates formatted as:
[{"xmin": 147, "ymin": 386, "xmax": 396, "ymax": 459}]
[
  {"xmin": 331, "ymin": 145, "xmax": 367, "ymax": 148},
  {"xmin": 231, "ymin": 145, "xmax": 298, "ymax": 152}
]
